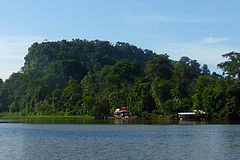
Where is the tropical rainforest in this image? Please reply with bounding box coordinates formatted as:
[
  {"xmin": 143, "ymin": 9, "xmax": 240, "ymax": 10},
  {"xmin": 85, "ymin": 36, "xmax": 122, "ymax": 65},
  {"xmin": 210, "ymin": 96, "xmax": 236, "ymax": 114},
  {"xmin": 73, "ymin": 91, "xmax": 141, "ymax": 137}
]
[{"xmin": 0, "ymin": 39, "xmax": 239, "ymax": 120}]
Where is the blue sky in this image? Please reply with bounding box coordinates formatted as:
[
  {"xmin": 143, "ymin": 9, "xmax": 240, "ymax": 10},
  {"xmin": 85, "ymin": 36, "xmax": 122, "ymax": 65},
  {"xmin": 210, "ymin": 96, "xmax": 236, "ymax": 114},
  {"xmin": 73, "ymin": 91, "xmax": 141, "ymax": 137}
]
[{"xmin": 0, "ymin": 0, "xmax": 240, "ymax": 80}]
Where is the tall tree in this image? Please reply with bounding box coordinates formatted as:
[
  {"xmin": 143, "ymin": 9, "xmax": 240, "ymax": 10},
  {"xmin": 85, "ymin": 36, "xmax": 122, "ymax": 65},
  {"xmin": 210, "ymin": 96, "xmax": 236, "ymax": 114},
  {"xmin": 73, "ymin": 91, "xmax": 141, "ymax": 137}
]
[
  {"xmin": 145, "ymin": 54, "xmax": 173, "ymax": 80},
  {"xmin": 201, "ymin": 64, "xmax": 211, "ymax": 76},
  {"xmin": 171, "ymin": 57, "xmax": 201, "ymax": 99},
  {"xmin": 218, "ymin": 51, "xmax": 240, "ymax": 79}
]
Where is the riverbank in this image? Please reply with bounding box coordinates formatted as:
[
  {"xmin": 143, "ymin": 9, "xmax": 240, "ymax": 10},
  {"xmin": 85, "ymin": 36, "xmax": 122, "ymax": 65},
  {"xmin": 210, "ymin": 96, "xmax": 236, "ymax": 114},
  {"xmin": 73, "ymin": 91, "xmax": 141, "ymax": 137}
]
[
  {"xmin": 0, "ymin": 112, "xmax": 171, "ymax": 120},
  {"xmin": 0, "ymin": 113, "xmax": 93, "ymax": 120}
]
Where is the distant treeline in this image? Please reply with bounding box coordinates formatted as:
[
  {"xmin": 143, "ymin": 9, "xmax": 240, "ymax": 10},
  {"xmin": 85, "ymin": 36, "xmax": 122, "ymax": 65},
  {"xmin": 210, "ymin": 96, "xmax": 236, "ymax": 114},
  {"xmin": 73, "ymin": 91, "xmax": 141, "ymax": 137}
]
[{"xmin": 0, "ymin": 39, "xmax": 239, "ymax": 120}]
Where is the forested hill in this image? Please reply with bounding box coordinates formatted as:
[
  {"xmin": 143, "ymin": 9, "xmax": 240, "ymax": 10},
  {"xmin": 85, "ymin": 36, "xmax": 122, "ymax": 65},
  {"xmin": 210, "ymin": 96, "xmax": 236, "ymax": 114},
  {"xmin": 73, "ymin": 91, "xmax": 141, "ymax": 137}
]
[
  {"xmin": 22, "ymin": 39, "xmax": 153, "ymax": 77},
  {"xmin": 0, "ymin": 39, "xmax": 239, "ymax": 120}
]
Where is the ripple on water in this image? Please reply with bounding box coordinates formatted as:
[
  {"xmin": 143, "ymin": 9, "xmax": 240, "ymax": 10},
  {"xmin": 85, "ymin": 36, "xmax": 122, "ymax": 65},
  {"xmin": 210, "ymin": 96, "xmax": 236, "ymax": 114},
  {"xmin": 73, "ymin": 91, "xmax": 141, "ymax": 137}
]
[{"xmin": 0, "ymin": 124, "xmax": 240, "ymax": 160}]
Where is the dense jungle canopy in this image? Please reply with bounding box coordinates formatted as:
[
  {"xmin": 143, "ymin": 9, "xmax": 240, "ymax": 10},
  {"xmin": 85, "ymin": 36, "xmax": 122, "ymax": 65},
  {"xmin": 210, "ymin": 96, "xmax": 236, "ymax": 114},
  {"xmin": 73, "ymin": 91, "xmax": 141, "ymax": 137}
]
[{"xmin": 0, "ymin": 39, "xmax": 239, "ymax": 120}]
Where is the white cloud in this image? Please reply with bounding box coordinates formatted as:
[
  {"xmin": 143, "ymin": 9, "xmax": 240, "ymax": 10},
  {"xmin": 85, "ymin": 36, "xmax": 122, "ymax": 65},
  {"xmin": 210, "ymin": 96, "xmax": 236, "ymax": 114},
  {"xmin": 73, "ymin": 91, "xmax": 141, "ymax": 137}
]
[
  {"xmin": 201, "ymin": 37, "xmax": 229, "ymax": 45},
  {"xmin": 165, "ymin": 42, "xmax": 226, "ymax": 63}
]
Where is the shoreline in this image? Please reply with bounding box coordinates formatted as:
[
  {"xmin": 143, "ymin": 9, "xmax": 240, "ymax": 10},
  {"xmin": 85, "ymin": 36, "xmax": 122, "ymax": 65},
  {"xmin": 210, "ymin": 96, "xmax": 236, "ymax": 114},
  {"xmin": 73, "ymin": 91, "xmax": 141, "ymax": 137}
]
[{"xmin": 0, "ymin": 114, "xmax": 93, "ymax": 120}]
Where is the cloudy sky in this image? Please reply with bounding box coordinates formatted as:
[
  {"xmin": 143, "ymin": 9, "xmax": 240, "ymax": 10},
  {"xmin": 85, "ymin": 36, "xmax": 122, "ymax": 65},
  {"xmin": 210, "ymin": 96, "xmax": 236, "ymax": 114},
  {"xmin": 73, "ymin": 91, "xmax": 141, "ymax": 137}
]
[{"xmin": 0, "ymin": 0, "xmax": 240, "ymax": 80}]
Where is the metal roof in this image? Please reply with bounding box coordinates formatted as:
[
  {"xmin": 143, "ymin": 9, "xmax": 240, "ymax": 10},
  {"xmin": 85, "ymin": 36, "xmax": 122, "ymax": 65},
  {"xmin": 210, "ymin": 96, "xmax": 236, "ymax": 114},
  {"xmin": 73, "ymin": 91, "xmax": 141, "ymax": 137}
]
[{"xmin": 178, "ymin": 112, "xmax": 196, "ymax": 115}]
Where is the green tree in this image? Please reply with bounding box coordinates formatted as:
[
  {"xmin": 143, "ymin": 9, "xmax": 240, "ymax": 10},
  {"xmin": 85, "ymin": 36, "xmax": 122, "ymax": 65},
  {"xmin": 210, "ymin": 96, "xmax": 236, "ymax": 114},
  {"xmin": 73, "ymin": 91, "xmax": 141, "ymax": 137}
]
[
  {"xmin": 62, "ymin": 78, "xmax": 82, "ymax": 115},
  {"xmin": 172, "ymin": 57, "xmax": 201, "ymax": 99},
  {"xmin": 81, "ymin": 74, "xmax": 99, "ymax": 115},
  {"xmin": 145, "ymin": 54, "xmax": 173, "ymax": 80},
  {"xmin": 201, "ymin": 64, "xmax": 211, "ymax": 76},
  {"xmin": 220, "ymin": 80, "xmax": 240, "ymax": 120},
  {"xmin": 218, "ymin": 51, "xmax": 240, "ymax": 79},
  {"xmin": 201, "ymin": 80, "xmax": 226, "ymax": 118},
  {"xmin": 132, "ymin": 79, "xmax": 156, "ymax": 115},
  {"xmin": 192, "ymin": 76, "xmax": 214, "ymax": 110}
]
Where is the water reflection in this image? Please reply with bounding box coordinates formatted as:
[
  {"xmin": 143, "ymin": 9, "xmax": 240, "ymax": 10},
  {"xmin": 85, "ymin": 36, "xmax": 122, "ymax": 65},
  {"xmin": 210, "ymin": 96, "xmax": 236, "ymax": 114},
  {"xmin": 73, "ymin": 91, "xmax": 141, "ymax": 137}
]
[
  {"xmin": 1, "ymin": 118, "xmax": 240, "ymax": 125},
  {"xmin": 177, "ymin": 120, "xmax": 207, "ymax": 125}
]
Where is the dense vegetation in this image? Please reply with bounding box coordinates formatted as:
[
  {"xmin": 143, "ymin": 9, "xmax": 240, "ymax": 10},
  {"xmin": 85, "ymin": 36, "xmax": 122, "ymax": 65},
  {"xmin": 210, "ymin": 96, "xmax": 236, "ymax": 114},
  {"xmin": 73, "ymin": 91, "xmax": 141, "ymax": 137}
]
[{"xmin": 0, "ymin": 39, "xmax": 239, "ymax": 120}]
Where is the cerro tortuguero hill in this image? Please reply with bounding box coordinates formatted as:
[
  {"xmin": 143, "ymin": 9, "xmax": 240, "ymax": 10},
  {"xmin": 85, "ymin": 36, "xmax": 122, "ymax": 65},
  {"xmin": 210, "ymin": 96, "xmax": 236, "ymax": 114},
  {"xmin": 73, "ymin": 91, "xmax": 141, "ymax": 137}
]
[{"xmin": 0, "ymin": 39, "xmax": 239, "ymax": 120}]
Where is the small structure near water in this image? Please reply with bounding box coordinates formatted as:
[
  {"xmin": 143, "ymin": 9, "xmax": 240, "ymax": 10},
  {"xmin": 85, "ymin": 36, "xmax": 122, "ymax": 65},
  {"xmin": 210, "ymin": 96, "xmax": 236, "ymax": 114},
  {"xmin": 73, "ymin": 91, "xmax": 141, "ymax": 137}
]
[
  {"xmin": 178, "ymin": 110, "xmax": 206, "ymax": 120},
  {"xmin": 113, "ymin": 107, "xmax": 131, "ymax": 119}
]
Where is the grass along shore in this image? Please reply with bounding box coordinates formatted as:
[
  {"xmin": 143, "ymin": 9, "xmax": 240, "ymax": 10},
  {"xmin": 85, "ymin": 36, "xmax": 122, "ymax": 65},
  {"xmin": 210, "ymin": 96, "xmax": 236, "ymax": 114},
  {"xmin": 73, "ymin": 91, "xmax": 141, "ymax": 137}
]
[{"xmin": 0, "ymin": 113, "xmax": 93, "ymax": 119}]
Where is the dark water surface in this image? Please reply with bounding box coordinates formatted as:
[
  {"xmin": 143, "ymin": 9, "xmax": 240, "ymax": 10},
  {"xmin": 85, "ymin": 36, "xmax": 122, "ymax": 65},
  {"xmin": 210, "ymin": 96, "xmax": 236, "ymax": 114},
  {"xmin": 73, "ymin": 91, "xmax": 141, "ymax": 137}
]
[{"xmin": 0, "ymin": 119, "xmax": 240, "ymax": 160}]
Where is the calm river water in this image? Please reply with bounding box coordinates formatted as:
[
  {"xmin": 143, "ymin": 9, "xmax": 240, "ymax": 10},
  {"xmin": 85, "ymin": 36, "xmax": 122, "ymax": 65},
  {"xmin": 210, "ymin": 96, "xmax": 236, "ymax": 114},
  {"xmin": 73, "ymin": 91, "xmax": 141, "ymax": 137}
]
[{"xmin": 0, "ymin": 119, "xmax": 240, "ymax": 160}]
